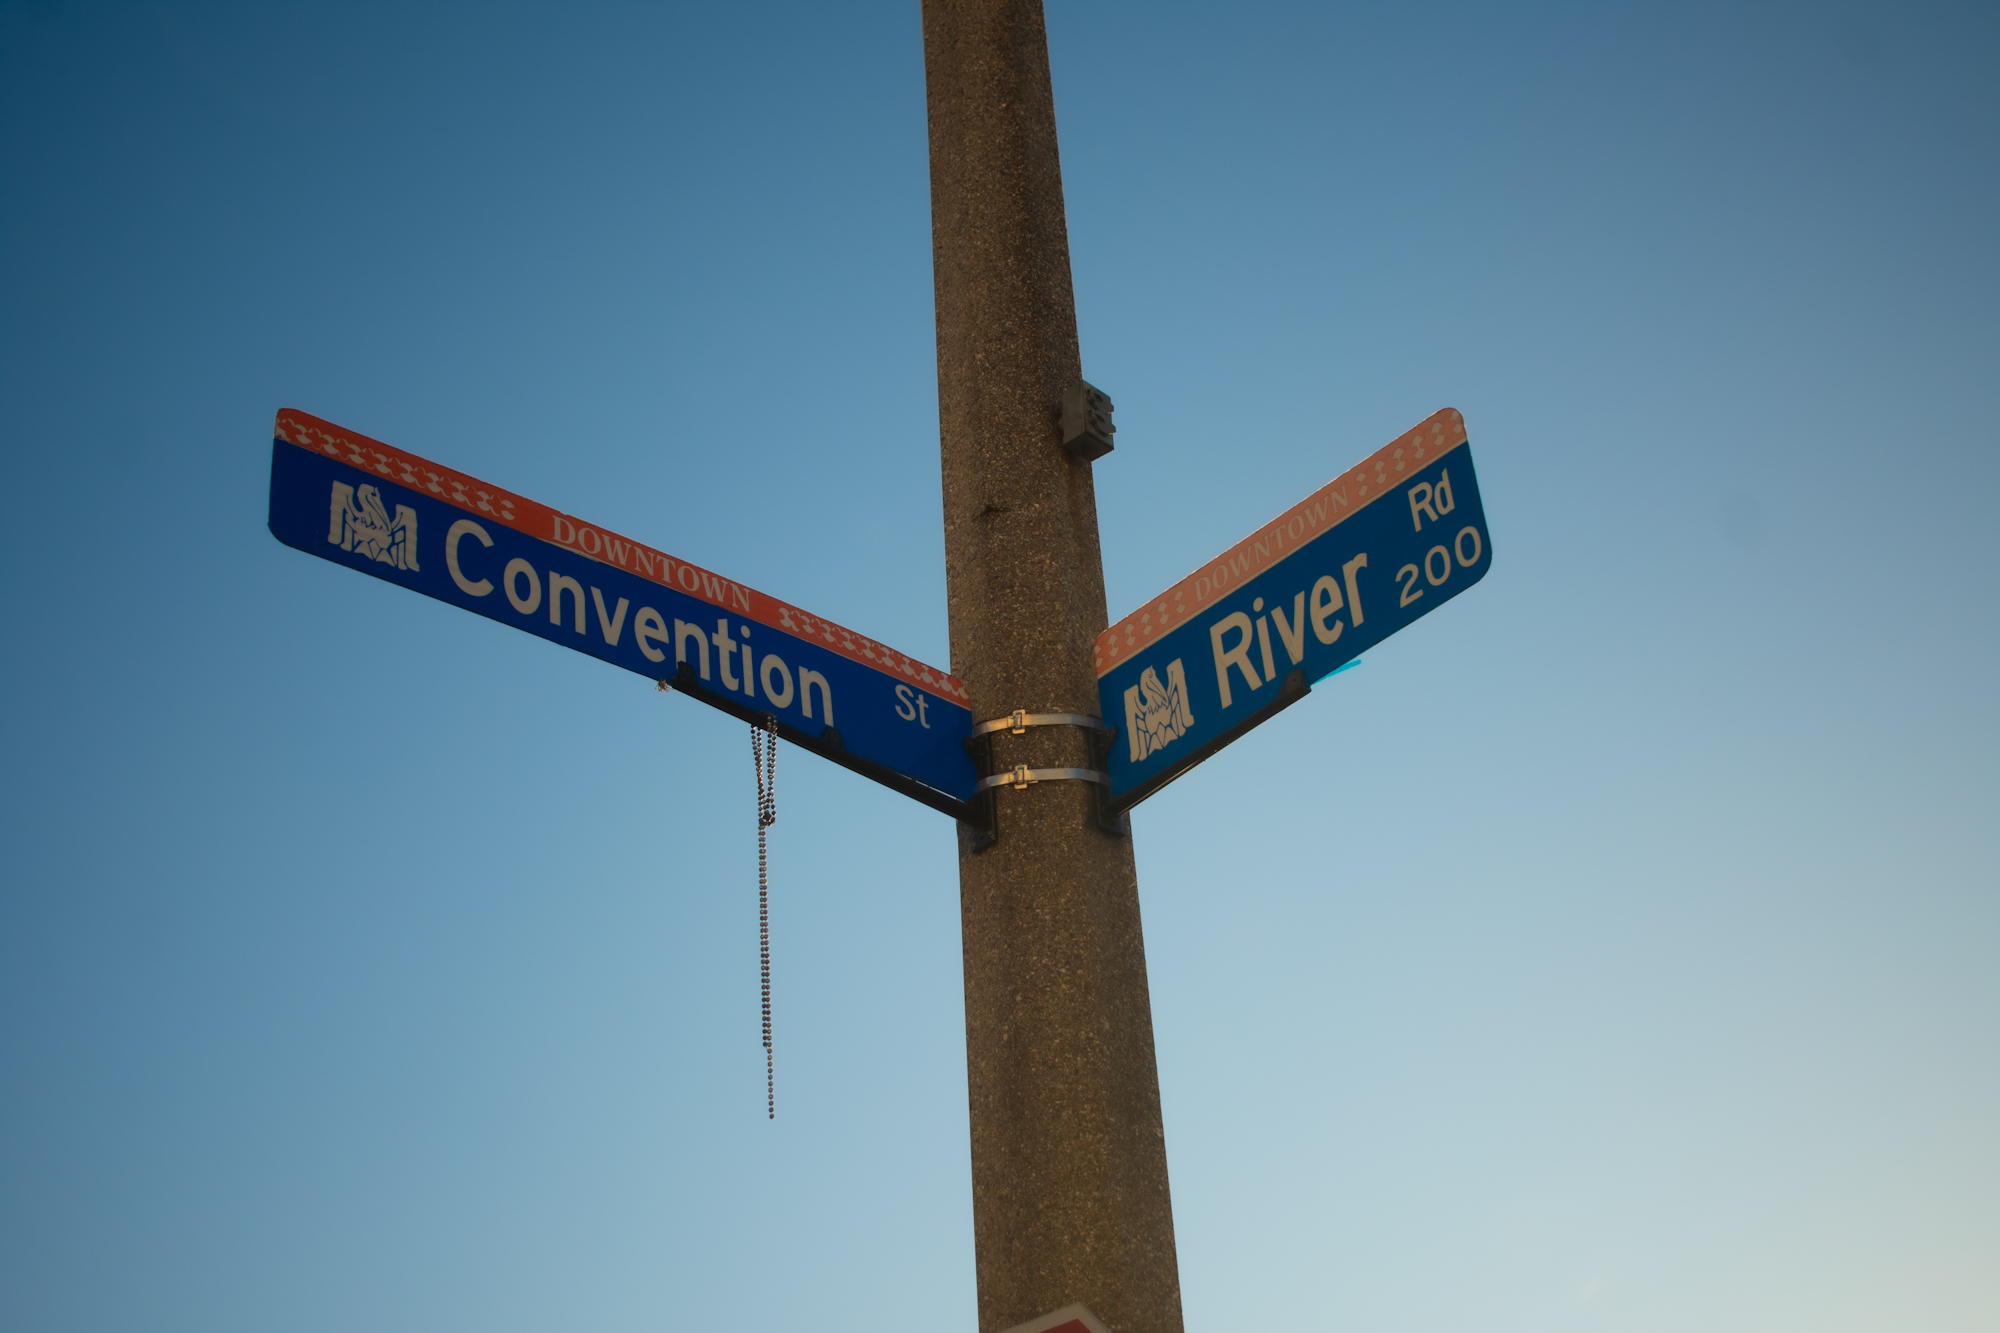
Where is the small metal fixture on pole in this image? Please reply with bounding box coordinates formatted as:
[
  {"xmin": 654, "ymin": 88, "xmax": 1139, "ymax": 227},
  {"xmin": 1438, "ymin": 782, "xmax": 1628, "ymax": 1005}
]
[{"xmin": 1061, "ymin": 381, "xmax": 1117, "ymax": 461}]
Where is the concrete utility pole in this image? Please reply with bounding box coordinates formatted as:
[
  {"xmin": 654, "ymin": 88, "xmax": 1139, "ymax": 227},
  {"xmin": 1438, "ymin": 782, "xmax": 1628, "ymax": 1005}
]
[{"xmin": 922, "ymin": 4, "xmax": 1184, "ymax": 1330}]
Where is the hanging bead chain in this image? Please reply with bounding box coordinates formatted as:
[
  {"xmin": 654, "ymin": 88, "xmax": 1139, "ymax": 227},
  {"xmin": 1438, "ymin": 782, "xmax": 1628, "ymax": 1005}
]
[{"xmin": 752, "ymin": 715, "xmax": 778, "ymax": 1119}]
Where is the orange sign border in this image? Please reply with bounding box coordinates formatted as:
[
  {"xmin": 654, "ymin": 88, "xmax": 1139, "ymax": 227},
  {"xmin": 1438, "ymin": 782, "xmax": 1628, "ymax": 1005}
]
[
  {"xmin": 274, "ymin": 409, "xmax": 969, "ymax": 703},
  {"xmin": 1094, "ymin": 408, "xmax": 1470, "ymax": 676}
]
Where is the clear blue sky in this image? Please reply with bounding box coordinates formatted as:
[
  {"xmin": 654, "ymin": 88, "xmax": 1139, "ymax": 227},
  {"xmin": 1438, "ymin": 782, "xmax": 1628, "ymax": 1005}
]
[{"xmin": 3, "ymin": 3, "xmax": 1995, "ymax": 1330}]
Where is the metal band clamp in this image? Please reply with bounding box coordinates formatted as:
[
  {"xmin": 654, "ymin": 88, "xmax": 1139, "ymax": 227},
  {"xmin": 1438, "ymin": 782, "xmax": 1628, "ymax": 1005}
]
[
  {"xmin": 969, "ymin": 709, "xmax": 1111, "ymax": 738},
  {"xmin": 975, "ymin": 765, "xmax": 1113, "ymax": 793}
]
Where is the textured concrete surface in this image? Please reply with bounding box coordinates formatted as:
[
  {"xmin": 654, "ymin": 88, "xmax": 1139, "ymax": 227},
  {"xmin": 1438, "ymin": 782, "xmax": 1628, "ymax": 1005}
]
[{"xmin": 922, "ymin": 4, "xmax": 1185, "ymax": 1331}]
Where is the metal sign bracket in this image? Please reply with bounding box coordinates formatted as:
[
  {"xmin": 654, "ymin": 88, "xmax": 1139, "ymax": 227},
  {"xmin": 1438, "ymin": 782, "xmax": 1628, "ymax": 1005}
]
[
  {"xmin": 969, "ymin": 709, "xmax": 1112, "ymax": 738},
  {"xmin": 961, "ymin": 708, "xmax": 1129, "ymax": 852},
  {"xmin": 976, "ymin": 765, "xmax": 1110, "ymax": 792}
]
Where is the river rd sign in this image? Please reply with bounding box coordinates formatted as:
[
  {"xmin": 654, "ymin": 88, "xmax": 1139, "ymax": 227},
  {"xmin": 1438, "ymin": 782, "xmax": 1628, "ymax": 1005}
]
[
  {"xmin": 266, "ymin": 410, "xmax": 979, "ymax": 816},
  {"xmin": 1095, "ymin": 407, "xmax": 1492, "ymax": 810}
]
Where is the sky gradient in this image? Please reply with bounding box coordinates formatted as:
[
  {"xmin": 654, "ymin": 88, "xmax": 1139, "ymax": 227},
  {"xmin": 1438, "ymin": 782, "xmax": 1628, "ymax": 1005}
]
[{"xmin": 3, "ymin": 3, "xmax": 1996, "ymax": 1330}]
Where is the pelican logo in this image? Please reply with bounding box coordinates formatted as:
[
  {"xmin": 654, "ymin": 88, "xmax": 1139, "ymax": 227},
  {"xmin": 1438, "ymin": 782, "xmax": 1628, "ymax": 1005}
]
[
  {"xmin": 1124, "ymin": 659, "xmax": 1194, "ymax": 762},
  {"xmin": 328, "ymin": 481, "xmax": 419, "ymax": 572}
]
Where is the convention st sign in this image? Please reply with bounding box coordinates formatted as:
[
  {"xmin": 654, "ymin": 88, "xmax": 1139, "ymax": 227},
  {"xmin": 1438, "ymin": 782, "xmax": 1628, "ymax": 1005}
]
[{"xmin": 266, "ymin": 410, "xmax": 979, "ymax": 817}]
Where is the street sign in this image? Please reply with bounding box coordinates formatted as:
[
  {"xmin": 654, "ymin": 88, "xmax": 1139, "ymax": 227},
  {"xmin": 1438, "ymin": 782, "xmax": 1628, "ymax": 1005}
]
[
  {"xmin": 266, "ymin": 409, "xmax": 979, "ymax": 817},
  {"xmin": 1094, "ymin": 407, "xmax": 1492, "ymax": 810}
]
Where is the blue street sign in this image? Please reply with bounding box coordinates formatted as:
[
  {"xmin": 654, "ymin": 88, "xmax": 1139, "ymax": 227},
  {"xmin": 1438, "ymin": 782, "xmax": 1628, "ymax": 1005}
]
[
  {"xmin": 1094, "ymin": 408, "xmax": 1492, "ymax": 810},
  {"xmin": 267, "ymin": 410, "xmax": 979, "ymax": 817}
]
